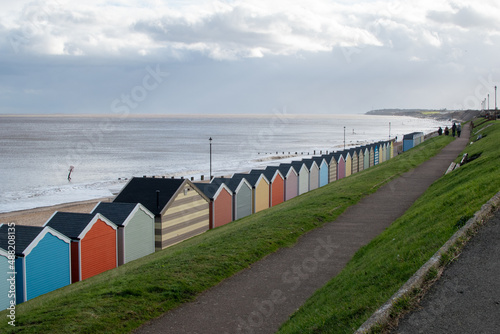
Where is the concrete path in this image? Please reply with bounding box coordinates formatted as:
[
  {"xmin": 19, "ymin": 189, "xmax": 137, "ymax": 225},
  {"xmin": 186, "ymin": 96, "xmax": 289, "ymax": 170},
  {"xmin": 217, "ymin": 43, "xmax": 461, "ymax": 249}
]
[
  {"xmin": 392, "ymin": 206, "xmax": 500, "ymax": 334},
  {"xmin": 135, "ymin": 130, "xmax": 469, "ymax": 334}
]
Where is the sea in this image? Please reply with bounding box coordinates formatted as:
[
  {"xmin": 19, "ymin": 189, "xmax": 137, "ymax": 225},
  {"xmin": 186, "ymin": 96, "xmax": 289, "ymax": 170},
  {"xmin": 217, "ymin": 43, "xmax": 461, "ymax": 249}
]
[{"xmin": 0, "ymin": 113, "xmax": 449, "ymax": 213}]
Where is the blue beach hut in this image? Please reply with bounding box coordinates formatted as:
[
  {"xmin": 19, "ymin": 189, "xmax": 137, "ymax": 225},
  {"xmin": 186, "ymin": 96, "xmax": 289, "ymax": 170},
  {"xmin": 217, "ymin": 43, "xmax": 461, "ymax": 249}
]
[
  {"xmin": 0, "ymin": 225, "xmax": 71, "ymax": 304},
  {"xmin": 321, "ymin": 154, "xmax": 337, "ymax": 183},
  {"xmin": 0, "ymin": 247, "xmax": 12, "ymax": 310},
  {"xmin": 373, "ymin": 143, "xmax": 380, "ymax": 165},
  {"xmin": 312, "ymin": 156, "xmax": 329, "ymax": 187}
]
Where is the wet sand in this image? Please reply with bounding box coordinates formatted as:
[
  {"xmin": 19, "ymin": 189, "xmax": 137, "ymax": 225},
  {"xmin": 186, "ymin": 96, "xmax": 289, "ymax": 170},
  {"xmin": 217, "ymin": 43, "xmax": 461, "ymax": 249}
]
[{"xmin": 0, "ymin": 197, "xmax": 114, "ymax": 227}]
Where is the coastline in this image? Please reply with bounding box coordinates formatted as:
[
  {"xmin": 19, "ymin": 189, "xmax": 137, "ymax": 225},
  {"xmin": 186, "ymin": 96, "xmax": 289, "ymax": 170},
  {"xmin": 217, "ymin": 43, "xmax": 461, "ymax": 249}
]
[{"xmin": 0, "ymin": 197, "xmax": 114, "ymax": 227}]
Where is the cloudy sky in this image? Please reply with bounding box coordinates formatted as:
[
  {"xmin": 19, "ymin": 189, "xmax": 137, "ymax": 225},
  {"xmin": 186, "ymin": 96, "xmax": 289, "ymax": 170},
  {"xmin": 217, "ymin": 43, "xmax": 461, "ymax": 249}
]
[{"xmin": 1, "ymin": 0, "xmax": 500, "ymax": 115}]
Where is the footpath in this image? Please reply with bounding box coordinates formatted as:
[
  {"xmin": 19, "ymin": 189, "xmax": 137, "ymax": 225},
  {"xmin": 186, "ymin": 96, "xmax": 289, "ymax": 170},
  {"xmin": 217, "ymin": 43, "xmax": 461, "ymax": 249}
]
[
  {"xmin": 391, "ymin": 204, "xmax": 500, "ymax": 334},
  {"xmin": 135, "ymin": 128, "xmax": 469, "ymax": 334}
]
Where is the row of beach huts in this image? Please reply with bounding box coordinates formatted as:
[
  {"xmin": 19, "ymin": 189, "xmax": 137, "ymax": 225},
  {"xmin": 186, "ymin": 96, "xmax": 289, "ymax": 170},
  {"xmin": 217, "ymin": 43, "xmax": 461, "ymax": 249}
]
[{"xmin": 0, "ymin": 133, "xmax": 426, "ymax": 310}]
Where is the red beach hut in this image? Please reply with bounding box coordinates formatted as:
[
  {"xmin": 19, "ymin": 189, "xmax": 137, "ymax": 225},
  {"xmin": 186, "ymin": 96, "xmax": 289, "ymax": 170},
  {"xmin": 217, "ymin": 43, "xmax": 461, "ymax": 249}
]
[
  {"xmin": 193, "ymin": 182, "xmax": 233, "ymax": 229},
  {"xmin": 44, "ymin": 212, "xmax": 117, "ymax": 282}
]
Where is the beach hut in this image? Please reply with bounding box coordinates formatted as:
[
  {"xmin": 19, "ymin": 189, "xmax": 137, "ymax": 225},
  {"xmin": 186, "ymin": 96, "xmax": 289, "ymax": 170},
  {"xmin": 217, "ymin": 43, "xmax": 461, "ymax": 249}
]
[
  {"xmin": 344, "ymin": 151, "xmax": 352, "ymax": 177},
  {"xmin": 211, "ymin": 177, "xmax": 252, "ymax": 221},
  {"xmin": 369, "ymin": 145, "xmax": 375, "ymax": 167},
  {"xmin": 312, "ymin": 156, "xmax": 329, "ymax": 187},
  {"xmin": 277, "ymin": 164, "xmax": 299, "ymax": 201},
  {"xmin": 390, "ymin": 140, "xmax": 395, "ymax": 159},
  {"xmin": 358, "ymin": 147, "xmax": 364, "ymax": 172},
  {"xmin": 403, "ymin": 132, "xmax": 424, "ymax": 152},
  {"xmin": 260, "ymin": 166, "xmax": 285, "ymax": 207},
  {"xmin": 379, "ymin": 143, "xmax": 385, "ymax": 163},
  {"xmin": 290, "ymin": 161, "xmax": 309, "ymax": 195},
  {"xmin": 301, "ymin": 159, "xmax": 319, "ymax": 191},
  {"xmin": 373, "ymin": 143, "xmax": 380, "ymax": 165},
  {"xmin": 333, "ymin": 152, "xmax": 346, "ymax": 180},
  {"xmin": 45, "ymin": 212, "xmax": 117, "ymax": 283},
  {"xmin": 193, "ymin": 182, "xmax": 233, "ymax": 229},
  {"xmin": 233, "ymin": 173, "xmax": 270, "ymax": 213},
  {"xmin": 349, "ymin": 148, "xmax": 359, "ymax": 174},
  {"xmin": 321, "ymin": 154, "xmax": 337, "ymax": 183},
  {"xmin": 0, "ymin": 224, "xmax": 71, "ymax": 304},
  {"xmin": 0, "ymin": 246, "xmax": 11, "ymax": 310},
  {"xmin": 114, "ymin": 177, "xmax": 210, "ymax": 250},
  {"xmin": 91, "ymin": 202, "xmax": 155, "ymax": 265},
  {"xmin": 362, "ymin": 146, "xmax": 370, "ymax": 171}
]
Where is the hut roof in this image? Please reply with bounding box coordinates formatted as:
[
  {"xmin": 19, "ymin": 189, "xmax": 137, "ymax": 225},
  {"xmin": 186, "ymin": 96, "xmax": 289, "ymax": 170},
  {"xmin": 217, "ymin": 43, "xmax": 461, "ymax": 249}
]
[
  {"xmin": 91, "ymin": 202, "xmax": 141, "ymax": 227},
  {"xmin": 113, "ymin": 177, "xmax": 186, "ymax": 215},
  {"xmin": 0, "ymin": 225, "xmax": 44, "ymax": 256},
  {"xmin": 45, "ymin": 212, "xmax": 103, "ymax": 240}
]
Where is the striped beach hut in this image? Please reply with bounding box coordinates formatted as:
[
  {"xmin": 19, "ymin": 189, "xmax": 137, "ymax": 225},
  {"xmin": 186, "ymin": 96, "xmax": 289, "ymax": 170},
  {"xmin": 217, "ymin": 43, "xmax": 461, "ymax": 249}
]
[
  {"xmin": 234, "ymin": 173, "xmax": 270, "ymax": 213},
  {"xmin": 290, "ymin": 161, "xmax": 309, "ymax": 195},
  {"xmin": 114, "ymin": 177, "xmax": 210, "ymax": 250},
  {"xmin": 193, "ymin": 182, "xmax": 233, "ymax": 229},
  {"xmin": 357, "ymin": 147, "xmax": 365, "ymax": 172},
  {"xmin": 211, "ymin": 177, "xmax": 252, "ymax": 221},
  {"xmin": 302, "ymin": 159, "xmax": 319, "ymax": 191},
  {"xmin": 344, "ymin": 151, "xmax": 352, "ymax": 177},
  {"xmin": 369, "ymin": 145, "xmax": 375, "ymax": 167},
  {"xmin": 45, "ymin": 212, "xmax": 117, "ymax": 283},
  {"xmin": 349, "ymin": 148, "xmax": 359, "ymax": 174},
  {"xmin": 91, "ymin": 202, "xmax": 155, "ymax": 265},
  {"xmin": 260, "ymin": 166, "xmax": 285, "ymax": 207},
  {"xmin": 374, "ymin": 143, "xmax": 380, "ymax": 165},
  {"xmin": 277, "ymin": 164, "xmax": 299, "ymax": 201},
  {"xmin": 321, "ymin": 154, "xmax": 337, "ymax": 183},
  {"xmin": 333, "ymin": 152, "xmax": 346, "ymax": 180},
  {"xmin": 312, "ymin": 156, "xmax": 329, "ymax": 187},
  {"xmin": 0, "ymin": 224, "xmax": 71, "ymax": 304},
  {"xmin": 0, "ymin": 246, "xmax": 11, "ymax": 310}
]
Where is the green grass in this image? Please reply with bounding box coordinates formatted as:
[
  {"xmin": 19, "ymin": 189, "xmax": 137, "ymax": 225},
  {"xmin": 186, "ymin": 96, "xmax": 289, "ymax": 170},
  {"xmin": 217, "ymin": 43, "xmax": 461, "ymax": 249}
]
[
  {"xmin": 277, "ymin": 120, "xmax": 500, "ymax": 334},
  {"xmin": 0, "ymin": 134, "xmax": 455, "ymax": 333}
]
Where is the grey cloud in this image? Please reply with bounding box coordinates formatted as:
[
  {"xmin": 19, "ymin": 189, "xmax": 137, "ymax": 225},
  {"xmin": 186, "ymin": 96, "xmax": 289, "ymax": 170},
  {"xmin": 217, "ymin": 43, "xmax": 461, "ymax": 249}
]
[{"xmin": 428, "ymin": 6, "xmax": 495, "ymax": 29}]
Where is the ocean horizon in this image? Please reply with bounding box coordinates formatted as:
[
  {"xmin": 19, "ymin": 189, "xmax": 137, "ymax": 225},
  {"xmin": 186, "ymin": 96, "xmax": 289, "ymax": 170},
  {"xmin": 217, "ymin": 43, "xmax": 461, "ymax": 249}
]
[{"xmin": 0, "ymin": 113, "xmax": 448, "ymax": 213}]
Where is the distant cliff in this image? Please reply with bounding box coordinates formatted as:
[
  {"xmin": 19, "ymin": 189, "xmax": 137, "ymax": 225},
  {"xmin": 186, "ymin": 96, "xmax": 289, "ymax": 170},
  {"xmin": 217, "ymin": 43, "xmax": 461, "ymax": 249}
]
[{"xmin": 366, "ymin": 109, "xmax": 481, "ymax": 122}]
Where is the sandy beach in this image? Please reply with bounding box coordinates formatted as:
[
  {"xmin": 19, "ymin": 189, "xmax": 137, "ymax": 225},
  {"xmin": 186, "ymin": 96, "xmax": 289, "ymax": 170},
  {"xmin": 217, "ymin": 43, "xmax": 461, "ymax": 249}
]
[{"xmin": 0, "ymin": 197, "xmax": 114, "ymax": 227}]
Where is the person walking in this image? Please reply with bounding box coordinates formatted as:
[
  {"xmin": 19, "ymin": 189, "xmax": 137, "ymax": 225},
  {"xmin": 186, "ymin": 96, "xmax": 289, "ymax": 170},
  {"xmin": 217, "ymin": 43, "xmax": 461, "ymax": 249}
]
[
  {"xmin": 452, "ymin": 123, "xmax": 457, "ymax": 137},
  {"xmin": 457, "ymin": 123, "xmax": 462, "ymax": 138},
  {"xmin": 437, "ymin": 127, "xmax": 443, "ymax": 136}
]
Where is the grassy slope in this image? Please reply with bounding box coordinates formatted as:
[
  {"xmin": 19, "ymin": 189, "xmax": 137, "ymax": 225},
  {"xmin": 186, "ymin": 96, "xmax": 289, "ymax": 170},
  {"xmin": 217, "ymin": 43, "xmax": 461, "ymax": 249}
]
[
  {"xmin": 0, "ymin": 134, "xmax": 455, "ymax": 333},
  {"xmin": 277, "ymin": 120, "xmax": 500, "ymax": 333}
]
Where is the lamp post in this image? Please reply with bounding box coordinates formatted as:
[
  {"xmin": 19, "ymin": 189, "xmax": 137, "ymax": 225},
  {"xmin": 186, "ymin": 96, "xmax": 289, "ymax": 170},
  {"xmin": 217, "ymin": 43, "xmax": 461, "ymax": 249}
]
[
  {"xmin": 495, "ymin": 86, "xmax": 498, "ymax": 120},
  {"xmin": 209, "ymin": 137, "xmax": 212, "ymax": 180},
  {"xmin": 343, "ymin": 126, "xmax": 346, "ymax": 150},
  {"xmin": 389, "ymin": 122, "xmax": 391, "ymax": 139},
  {"xmin": 488, "ymin": 94, "xmax": 490, "ymax": 110}
]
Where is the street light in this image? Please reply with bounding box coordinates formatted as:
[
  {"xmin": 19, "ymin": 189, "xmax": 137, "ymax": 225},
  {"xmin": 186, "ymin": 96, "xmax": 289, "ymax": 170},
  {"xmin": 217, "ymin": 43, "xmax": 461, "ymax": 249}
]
[
  {"xmin": 343, "ymin": 126, "xmax": 346, "ymax": 150},
  {"xmin": 209, "ymin": 137, "xmax": 213, "ymax": 180},
  {"xmin": 389, "ymin": 122, "xmax": 391, "ymax": 139},
  {"xmin": 495, "ymin": 86, "xmax": 498, "ymax": 110}
]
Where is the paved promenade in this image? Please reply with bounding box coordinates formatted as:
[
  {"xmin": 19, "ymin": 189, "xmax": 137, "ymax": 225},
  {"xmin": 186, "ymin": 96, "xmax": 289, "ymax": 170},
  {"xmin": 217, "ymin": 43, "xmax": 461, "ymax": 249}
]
[
  {"xmin": 135, "ymin": 129, "xmax": 469, "ymax": 334},
  {"xmin": 392, "ymin": 206, "xmax": 500, "ymax": 334}
]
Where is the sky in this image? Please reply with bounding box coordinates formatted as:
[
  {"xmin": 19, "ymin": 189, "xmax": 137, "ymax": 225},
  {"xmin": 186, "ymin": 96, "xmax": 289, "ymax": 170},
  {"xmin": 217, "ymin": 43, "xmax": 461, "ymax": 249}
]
[{"xmin": 1, "ymin": 0, "xmax": 500, "ymax": 115}]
